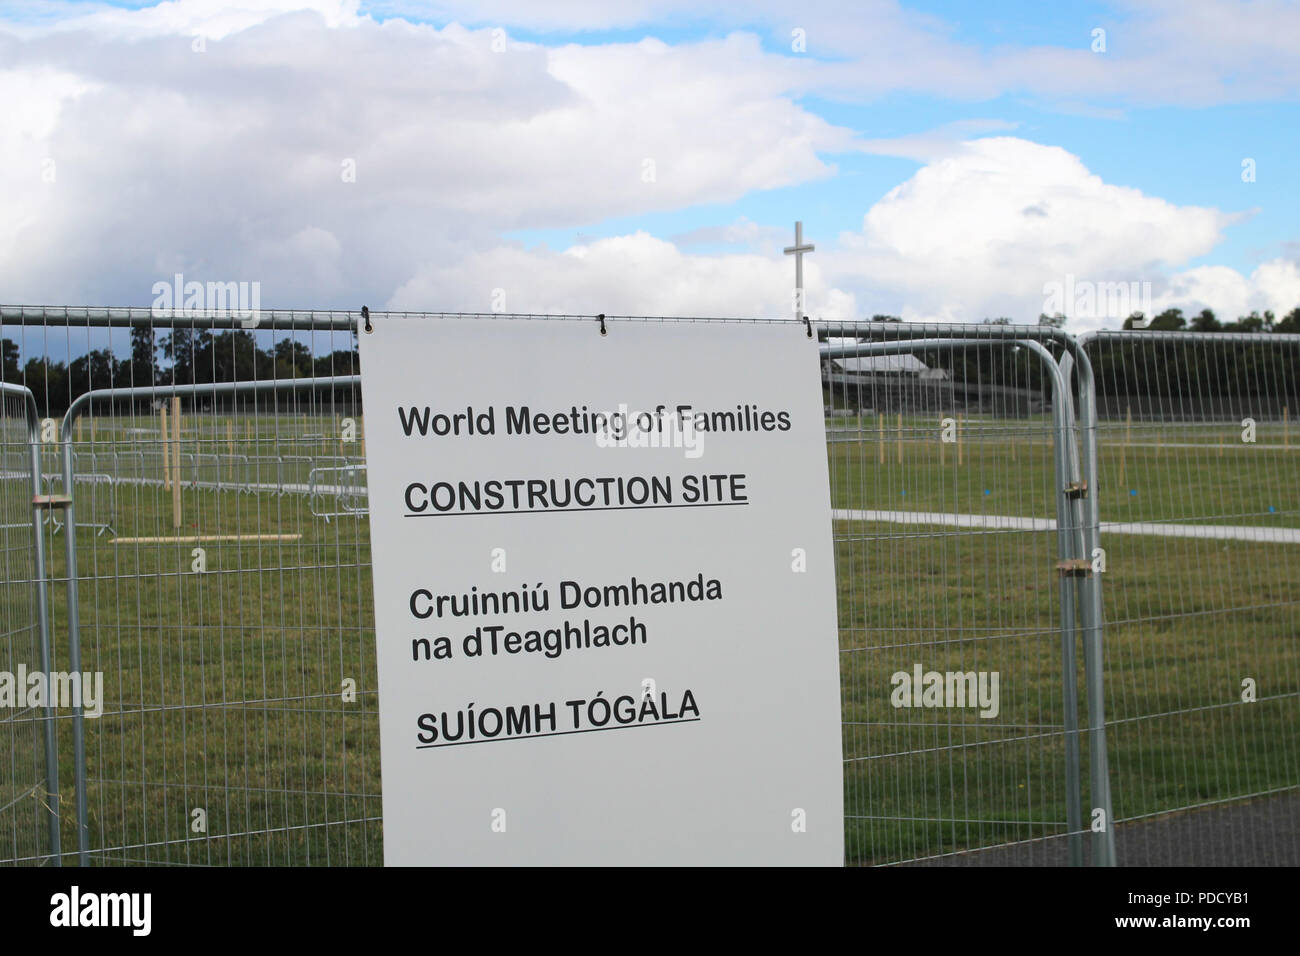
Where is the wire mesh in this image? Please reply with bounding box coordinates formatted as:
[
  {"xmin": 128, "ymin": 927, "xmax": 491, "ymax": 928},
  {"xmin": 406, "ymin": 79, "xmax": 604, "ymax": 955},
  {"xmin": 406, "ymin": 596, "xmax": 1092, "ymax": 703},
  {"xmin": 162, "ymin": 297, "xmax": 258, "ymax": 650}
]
[
  {"xmin": 1, "ymin": 307, "xmax": 1295, "ymax": 867},
  {"xmin": 822, "ymin": 321, "xmax": 1096, "ymax": 865},
  {"xmin": 0, "ymin": 386, "xmax": 55, "ymax": 865},
  {"xmin": 3, "ymin": 310, "xmax": 378, "ymax": 865},
  {"xmin": 1082, "ymin": 330, "xmax": 1300, "ymax": 865}
]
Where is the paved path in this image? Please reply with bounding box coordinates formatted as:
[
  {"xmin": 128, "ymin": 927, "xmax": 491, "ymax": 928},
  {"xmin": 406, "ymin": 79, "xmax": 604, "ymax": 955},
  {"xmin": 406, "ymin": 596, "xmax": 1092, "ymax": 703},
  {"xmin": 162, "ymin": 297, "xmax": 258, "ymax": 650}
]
[{"xmin": 905, "ymin": 792, "xmax": 1300, "ymax": 866}]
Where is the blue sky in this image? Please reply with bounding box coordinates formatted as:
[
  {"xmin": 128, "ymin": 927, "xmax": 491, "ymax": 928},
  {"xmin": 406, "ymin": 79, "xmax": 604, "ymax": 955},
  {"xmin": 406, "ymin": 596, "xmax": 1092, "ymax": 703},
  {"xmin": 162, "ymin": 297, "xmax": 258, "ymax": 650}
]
[{"xmin": 2, "ymin": 0, "xmax": 1298, "ymax": 328}]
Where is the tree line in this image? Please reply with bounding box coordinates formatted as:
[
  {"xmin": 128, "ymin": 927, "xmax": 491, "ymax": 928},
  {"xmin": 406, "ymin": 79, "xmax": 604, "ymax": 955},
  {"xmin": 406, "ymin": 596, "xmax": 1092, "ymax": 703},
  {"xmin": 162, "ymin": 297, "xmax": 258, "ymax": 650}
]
[
  {"xmin": 1, "ymin": 327, "xmax": 360, "ymax": 416},
  {"xmin": 5, "ymin": 306, "xmax": 1298, "ymax": 416}
]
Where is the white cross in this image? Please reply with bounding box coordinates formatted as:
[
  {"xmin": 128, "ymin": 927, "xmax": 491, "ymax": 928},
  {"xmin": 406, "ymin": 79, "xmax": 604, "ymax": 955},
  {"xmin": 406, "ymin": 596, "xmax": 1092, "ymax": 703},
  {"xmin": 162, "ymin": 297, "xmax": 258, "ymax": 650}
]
[{"xmin": 783, "ymin": 220, "xmax": 814, "ymax": 321}]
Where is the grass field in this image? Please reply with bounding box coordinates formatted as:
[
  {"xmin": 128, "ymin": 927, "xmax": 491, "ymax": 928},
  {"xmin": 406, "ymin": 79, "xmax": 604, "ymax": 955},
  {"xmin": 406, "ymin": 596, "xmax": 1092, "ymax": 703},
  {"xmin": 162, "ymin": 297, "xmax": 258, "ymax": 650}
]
[{"xmin": 3, "ymin": 409, "xmax": 1298, "ymax": 865}]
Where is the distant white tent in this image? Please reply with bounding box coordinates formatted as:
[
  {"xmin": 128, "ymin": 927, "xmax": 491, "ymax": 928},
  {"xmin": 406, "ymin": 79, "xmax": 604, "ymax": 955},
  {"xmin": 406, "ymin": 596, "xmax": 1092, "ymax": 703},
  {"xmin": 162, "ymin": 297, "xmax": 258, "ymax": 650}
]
[{"xmin": 825, "ymin": 355, "xmax": 950, "ymax": 380}]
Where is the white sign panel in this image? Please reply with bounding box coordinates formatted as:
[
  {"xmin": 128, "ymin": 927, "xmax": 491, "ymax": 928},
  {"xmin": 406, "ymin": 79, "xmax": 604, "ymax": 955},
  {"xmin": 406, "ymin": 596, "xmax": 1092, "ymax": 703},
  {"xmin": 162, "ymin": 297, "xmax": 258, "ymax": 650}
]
[{"xmin": 359, "ymin": 317, "xmax": 843, "ymax": 865}]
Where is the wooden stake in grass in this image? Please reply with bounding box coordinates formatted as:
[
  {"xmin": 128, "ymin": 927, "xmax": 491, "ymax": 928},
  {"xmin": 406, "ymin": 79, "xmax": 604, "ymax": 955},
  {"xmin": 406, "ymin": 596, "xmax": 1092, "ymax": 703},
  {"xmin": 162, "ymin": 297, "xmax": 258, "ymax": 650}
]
[
  {"xmin": 160, "ymin": 405, "xmax": 170, "ymax": 491},
  {"xmin": 1285, "ymin": 406, "xmax": 1290, "ymax": 448},
  {"xmin": 877, "ymin": 413, "xmax": 885, "ymax": 465},
  {"xmin": 957, "ymin": 413, "xmax": 963, "ymax": 466},
  {"xmin": 227, "ymin": 419, "xmax": 234, "ymax": 456},
  {"xmin": 76, "ymin": 418, "xmax": 82, "ymax": 442},
  {"xmin": 171, "ymin": 396, "xmax": 182, "ymax": 530},
  {"xmin": 896, "ymin": 412, "xmax": 903, "ymax": 465},
  {"xmin": 1118, "ymin": 405, "xmax": 1130, "ymax": 490}
]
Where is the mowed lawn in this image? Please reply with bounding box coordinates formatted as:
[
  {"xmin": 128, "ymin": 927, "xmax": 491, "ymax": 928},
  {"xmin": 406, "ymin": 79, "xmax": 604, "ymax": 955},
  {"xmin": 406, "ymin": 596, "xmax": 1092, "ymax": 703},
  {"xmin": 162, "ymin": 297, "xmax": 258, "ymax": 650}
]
[{"xmin": 6, "ymin": 411, "xmax": 1299, "ymax": 865}]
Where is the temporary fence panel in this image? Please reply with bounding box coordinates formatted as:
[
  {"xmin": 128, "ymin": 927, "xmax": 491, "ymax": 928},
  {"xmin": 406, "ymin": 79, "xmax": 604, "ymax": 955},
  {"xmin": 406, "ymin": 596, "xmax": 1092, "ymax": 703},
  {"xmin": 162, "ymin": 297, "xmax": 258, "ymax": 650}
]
[
  {"xmin": 821, "ymin": 322, "xmax": 1111, "ymax": 866},
  {"xmin": 0, "ymin": 382, "xmax": 59, "ymax": 865},
  {"xmin": 2, "ymin": 308, "xmax": 377, "ymax": 865},
  {"xmin": 1076, "ymin": 330, "xmax": 1300, "ymax": 865}
]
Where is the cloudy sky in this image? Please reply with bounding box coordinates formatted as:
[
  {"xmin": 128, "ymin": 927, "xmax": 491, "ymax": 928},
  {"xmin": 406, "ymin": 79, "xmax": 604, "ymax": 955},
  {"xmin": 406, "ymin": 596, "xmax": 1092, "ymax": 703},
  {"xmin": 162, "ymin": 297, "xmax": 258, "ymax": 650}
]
[{"xmin": 2, "ymin": 0, "xmax": 1299, "ymax": 328}]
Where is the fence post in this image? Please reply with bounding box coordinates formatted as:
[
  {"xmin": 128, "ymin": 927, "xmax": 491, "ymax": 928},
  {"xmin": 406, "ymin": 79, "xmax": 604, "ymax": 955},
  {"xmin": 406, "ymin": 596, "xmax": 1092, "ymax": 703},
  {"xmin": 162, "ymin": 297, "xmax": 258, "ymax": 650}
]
[
  {"xmin": 59, "ymin": 421, "xmax": 90, "ymax": 865},
  {"xmin": 1059, "ymin": 341, "xmax": 1117, "ymax": 867},
  {"xmin": 1018, "ymin": 340, "xmax": 1087, "ymax": 866}
]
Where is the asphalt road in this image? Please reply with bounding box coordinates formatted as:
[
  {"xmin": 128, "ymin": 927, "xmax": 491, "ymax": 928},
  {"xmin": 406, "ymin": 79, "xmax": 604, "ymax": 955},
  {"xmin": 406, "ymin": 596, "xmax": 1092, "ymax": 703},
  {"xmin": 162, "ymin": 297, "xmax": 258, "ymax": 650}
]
[{"xmin": 906, "ymin": 792, "xmax": 1300, "ymax": 866}]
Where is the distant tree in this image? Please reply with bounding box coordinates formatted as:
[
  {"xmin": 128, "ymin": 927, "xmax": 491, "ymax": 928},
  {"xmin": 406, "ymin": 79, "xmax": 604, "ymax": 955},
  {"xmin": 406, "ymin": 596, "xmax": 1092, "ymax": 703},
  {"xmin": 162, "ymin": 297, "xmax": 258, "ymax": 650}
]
[
  {"xmin": 1, "ymin": 338, "xmax": 18, "ymax": 381},
  {"xmin": 273, "ymin": 338, "xmax": 314, "ymax": 379},
  {"xmin": 313, "ymin": 348, "xmax": 361, "ymax": 377},
  {"xmin": 1147, "ymin": 308, "xmax": 1186, "ymax": 331},
  {"xmin": 1276, "ymin": 307, "xmax": 1300, "ymax": 333},
  {"xmin": 981, "ymin": 317, "xmax": 1013, "ymax": 325},
  {"xmin": 161, "ymin": 327, "xmax": 195, "ymax": 384},
  {"xmin": 1122, "ymin": 311, "xmax": 1146, "ymax": 329},
  {"xmin": 23, "ymin": 357, "xmax": 69, "ymax": 416},
  {"xmin": 1038, "ymin": 312, "xmax": 1067, "ymax": 328},
  {"xmin": 128, "ymin": 325, "xmax": 157, "ymax": 386},
  {"xmin": 870, "ymin": 314, "xmax": 902, "ymax": 323},
  {"xmin": 69, "ymin": 348, "xmax": 118, "ymax": 396},
  {"xmin": 1228, "ymin": 311, "xmax": 1267, "ymax": 333},
  {"xmin": 1191, "ymin": 308, "xmax": 1221, "ymax": 332}
]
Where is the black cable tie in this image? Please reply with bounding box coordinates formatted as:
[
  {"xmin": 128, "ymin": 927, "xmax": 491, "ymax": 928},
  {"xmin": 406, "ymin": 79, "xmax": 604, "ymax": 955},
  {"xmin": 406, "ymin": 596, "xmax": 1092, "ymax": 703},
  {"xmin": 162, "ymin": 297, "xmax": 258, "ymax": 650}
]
[
  {"xmin": 361, "ymin": 305, "xmax": 372, "ymax": 333},
  {"xmin": 803, "ymin": 315, "xmax": 812, "ymax": 338},
  {"xmin": 598, "ymin": 313, "xmax": 607, "ymax": 336}
]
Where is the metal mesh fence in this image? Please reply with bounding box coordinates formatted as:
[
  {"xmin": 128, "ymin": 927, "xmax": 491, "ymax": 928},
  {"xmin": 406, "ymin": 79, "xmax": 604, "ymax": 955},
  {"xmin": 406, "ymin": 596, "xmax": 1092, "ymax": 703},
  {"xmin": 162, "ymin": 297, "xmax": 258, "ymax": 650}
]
[
  {"xmin": 0, "ymin": 307, "xmax": 1296, "ymax": 866},
  {"xmin": 0, "ymin": 384, "xmax": 56, "ymax": 865},
  {"xmin": 2, "ymin": 309, "xmax": 378, "ymax": 865},
  {"xmin": 822, "ymin": 323, "xmax": 1100, "ymax": 865},
  {"xmin": 1079, "ymin": 330, "xmax": 1300, "ymax": 865}
]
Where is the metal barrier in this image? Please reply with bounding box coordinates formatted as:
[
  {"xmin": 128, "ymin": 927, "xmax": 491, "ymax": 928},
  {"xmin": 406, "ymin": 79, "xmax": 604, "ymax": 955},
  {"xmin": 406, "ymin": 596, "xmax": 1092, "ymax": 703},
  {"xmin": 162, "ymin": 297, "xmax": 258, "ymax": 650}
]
[
  {"xmin": 308, "ymin": 464, "xmax": 368, "ymax": 521},
  {"xmin": 821, "ymin": 323, "xmax": 1112, "ymax": 865},
  {"xmin": 1067, "ymin": 330, "xmax": 1300, "ymax": 865},
  {"xmin": 0, "ymin": 382, "xmax": 59, "ymax": 865},
  {"xmin": 46, "ymin": 470, "xmax": 117, "ymax": 537},
  {"xmin": 0, "ymin": 305, "xmax": 1296, "ymax": 867}
]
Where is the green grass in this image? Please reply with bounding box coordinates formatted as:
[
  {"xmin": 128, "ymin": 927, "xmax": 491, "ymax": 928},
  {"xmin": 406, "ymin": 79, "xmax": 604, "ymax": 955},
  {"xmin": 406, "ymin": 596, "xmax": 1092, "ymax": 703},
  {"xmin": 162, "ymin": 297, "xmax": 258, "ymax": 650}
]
[{"xmin": 2, "ymin": 411, "xmax": 1298, "ymax": 866}]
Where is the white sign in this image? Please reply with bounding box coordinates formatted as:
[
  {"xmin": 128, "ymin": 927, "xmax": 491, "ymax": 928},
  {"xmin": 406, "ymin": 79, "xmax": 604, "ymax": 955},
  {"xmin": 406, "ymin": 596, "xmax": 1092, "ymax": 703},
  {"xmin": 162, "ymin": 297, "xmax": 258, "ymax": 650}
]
[{"xmin": 359, "ymin": 317, "xmax": 843, "ymax": 865}]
